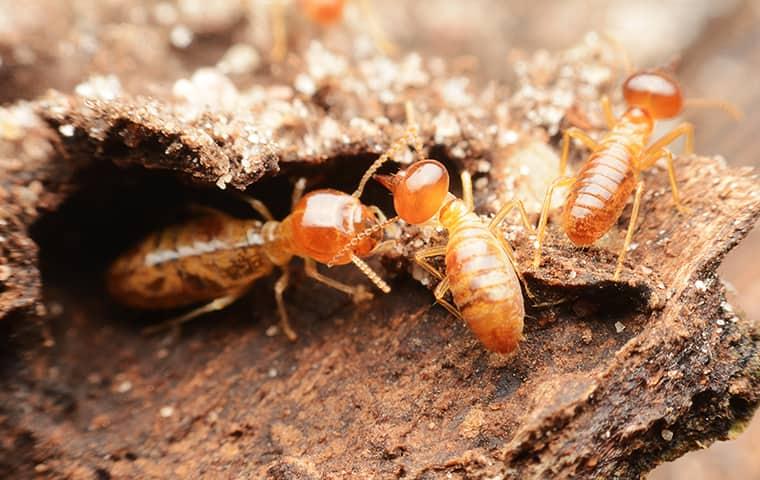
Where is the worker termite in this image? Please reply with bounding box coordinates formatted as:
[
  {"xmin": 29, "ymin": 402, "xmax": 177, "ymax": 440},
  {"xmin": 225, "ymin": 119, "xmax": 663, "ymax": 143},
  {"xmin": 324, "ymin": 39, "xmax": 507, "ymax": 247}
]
[
  {"xmin": 331, "ymin": 104, "xmax": 535, "ymax": 353},
  {"xmin": 270, "ymin": 0, "xmax": 395, "ymax": 62},
  {"xmin": 108, "ymin": 176, "xmax": 394, "ymax": 340},
  {"xmin": 532, "ymin": 67, "xmax": 740, "ymax": 280}
]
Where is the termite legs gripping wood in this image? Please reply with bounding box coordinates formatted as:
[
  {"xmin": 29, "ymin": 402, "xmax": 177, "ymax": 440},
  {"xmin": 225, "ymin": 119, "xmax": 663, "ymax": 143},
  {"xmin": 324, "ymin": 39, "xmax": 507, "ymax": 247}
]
[
  {"xmin": 338, "ymin": 102, "xmax": 536, "ymax": 353},
  {"xmin": 412, "ymin": 170, "xmax": 537, "ymax": 319},
  {"xmin": 532, "ymin": 85, "xmax": 696, "ymax": 280}
]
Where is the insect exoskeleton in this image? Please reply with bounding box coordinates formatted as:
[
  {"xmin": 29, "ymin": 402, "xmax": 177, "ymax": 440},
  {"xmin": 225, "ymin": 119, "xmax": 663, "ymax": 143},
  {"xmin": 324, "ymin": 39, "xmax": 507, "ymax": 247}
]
[
  {"xmin": 378, "ymin": 160, "xmax": 532, "ymax": 353},
  {"xmin": 335, "ymin": 103, "xmax": 535, "ymax": 353},
  {"xmin": 108, "ymin": 178, "xmax": 392, "ymax": 340},
  {"xmin": 288, "ymin": 189, "xmax": 382, "ymax": 265},
  {"xmin": 533, "ymin": 66, "xmax": 739, "ymax": 280}
]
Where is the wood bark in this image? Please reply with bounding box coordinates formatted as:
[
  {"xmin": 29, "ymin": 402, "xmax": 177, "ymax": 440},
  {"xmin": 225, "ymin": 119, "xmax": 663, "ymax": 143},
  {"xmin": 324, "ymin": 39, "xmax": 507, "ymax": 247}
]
[{"xmin": 0, "ymin": 5, "xmax": 758, "ymax": 479}]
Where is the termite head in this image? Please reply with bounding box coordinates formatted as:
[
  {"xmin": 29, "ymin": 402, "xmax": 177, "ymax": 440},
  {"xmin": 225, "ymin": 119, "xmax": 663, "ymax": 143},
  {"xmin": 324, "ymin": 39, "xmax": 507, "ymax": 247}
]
[
  {"xmin": 375, "ymin": 159, "xmax": 450, "ymax": 225},
  {"xmin": 300, "ymin": 0, "xmax": 345, "ymax": 25},
  {"xmin": 290, "ymin": 189, "xmax": 382, "ymax": 265},
  {"xmin": 622, "ymin": 69, "xmax": 683, "ymax": 119}
]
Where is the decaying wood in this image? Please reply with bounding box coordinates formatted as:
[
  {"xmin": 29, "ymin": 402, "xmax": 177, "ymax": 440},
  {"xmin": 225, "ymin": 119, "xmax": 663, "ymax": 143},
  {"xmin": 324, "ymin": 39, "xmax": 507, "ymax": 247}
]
[{"xmin": 0, "ymin": 30, "xmax": 758, "ymax": 480}]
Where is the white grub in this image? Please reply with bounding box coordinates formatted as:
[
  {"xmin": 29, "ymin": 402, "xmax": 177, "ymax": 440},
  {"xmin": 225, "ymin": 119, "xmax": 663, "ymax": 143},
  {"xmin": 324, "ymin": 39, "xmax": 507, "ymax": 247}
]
[
  {"xmin": 217, "ymin": 43, "xmax": 260, "ymax": 75},
  {"xmin": 75, "ymin": 75, "xmax": 122, "ymax": 101},
  {"xmin": 614, "ymin": 322, "xmax": 626, "ymax": 333},
  {"xmin": 159, "ymin": 406, "xmax": 175, "ymax": 418},
  {"xmin": 265, "ymin": 325, "xmax": 279, "ymax": 337},
  {"xmin": 267, "ymin": 368, "xmax": 278, "ymax": 378},
  {"xmin": 661, "ymin": 429, "xmax": 674, "ymax": 442}
]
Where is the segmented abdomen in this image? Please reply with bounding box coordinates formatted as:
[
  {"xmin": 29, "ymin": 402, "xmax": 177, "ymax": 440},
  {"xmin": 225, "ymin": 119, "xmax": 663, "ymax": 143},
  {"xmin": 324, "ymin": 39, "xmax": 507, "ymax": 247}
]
[
  {"xmin": 445, "ymin": 213, "xmax": 524, "ymax": 353},
  {"xmin": 107, "ymin": 211, "xmax": 273, "ymax": 309},
  {"xmin": 562, "ymin": 140, "xmax": 636, "ymax": 245}
]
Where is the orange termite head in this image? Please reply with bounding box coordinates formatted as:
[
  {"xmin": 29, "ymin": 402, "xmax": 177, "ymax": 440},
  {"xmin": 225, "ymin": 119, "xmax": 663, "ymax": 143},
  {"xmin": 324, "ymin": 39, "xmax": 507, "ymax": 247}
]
[
  {"xmin": 299, "ymin": 0, "xmax": 345, "ymax": 25},
  {"xmin": 374, "ymin": 160, "xmax": 450, "ymax": 225},
  {"xmin": 622, "ymin": 69, "xmax": 683, "ymax": 119},
  {"xmin": 290, "ymin": 189, "xmax": 382, "ymax": 265}
]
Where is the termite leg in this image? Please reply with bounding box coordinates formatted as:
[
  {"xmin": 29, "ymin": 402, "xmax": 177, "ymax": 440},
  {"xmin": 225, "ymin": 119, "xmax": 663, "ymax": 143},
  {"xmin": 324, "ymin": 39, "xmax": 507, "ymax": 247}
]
[
  {"xmin": 600, "ymin": 95, "xmax": 616, "ymax": 129},
  {"xmin": 357, "ymin": 0, "xmax": 397, "ymax": 56},
  {"xmin": 637, "ymin": 148, "xmax": 689, "ymax": 214},
  {"xmin": 187, "ymin": 204, "xmax": 224, "ymax": 218},
  {"xmin": 304, "ymin": 258, "xmax": 373, "ymax": 302},
  {"xmin": 461, "ymin": 170, "xmax": 474, "ymax": 212},
  {"xmin": 237, "ymin": 195, "xmax": 275, "ymax": 222},
  {"xmin": 291, "ymin": 178, "xmax": 307, "ymax": 209},
  {"xmin": 369, "ymin": 205, "xmax": 387, "ymax": 223},
  {"xmin": 270, "ymin": 0, "xmax": 288, "ymax": 62},
  {"xmin": 488, "ymin": 200, "xmax": 536, "ymax": 299},
  {"xmin": 644, "ymin": 122, "xmax": 695, "ymax": 157},
  {"xmin": 369, "ymin": 239, "xmax": 396, "ymax": 255},
  {"xmin": 274, "ymin": 269, "xmax": 298, "ymax": 341},
  {"xmin": 141, "ymin": 291, "xmax": 246, "ymax": 336},
  {"xmin": 533, "ymin": 176, "xmax": 576, "ymax": 269},
  {"xmin": 414, "ymin": 246, "xmax": 462, "ymax": 317},
  {"xmin": 489, "ymin": 199, "xmax": 535, "ymax": 235},
  {"xmin": 614, "ymin": 180, "xmax": 645, "ymax": 280},
  {"xmin": 413, "ymin": 245, "xmax": 447, "ymax": 280},
  {"xmin": 560, "ymin": 127, "xmax": 599, "ymax": 177},
  {"xmin": 432, "ymin": 276, "xmax": 463, "ymax": 321}
]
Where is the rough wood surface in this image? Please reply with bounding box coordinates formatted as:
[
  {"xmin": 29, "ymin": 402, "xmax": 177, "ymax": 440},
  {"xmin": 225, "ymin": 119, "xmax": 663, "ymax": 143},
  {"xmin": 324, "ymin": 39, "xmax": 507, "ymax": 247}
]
[{"xmin": 0, "ymin": 3, "xmax": 758, "ymax": 479}]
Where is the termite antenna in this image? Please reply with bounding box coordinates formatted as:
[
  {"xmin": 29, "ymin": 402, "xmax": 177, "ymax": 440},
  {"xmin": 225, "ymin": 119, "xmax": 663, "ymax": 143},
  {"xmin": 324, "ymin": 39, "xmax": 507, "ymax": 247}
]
[
  {"xmin": 352, "ymin": 101, "xmax": 423, "ymax": 198},
  {"xmin": 600, "ymin": 31, "xmax": 632, "ymax": 76},
  {"xmin": 683, "ymin": 98, "xmax": 744, "ymax": 121},
  {"xmin": 327, "ymin": 215, "xmax": 399, "ymax": 267},
  {"xmin": 270, "ymin": 0, "xmax": 288, "ymax": 62},
  {"xmin": 357, "ymin": 0, "xmax": 397, "ymax": 56},
  {"xmin": 351, "ymin": 255, "xmax": 391, "ymax": 293}
]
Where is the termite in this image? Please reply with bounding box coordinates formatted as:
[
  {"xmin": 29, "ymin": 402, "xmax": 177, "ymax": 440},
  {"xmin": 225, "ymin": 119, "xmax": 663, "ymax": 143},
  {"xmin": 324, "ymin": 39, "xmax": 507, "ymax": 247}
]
[
  {"xmin": 270, "ymin": 0, "xmax": 394, "ymax": 61},
  {"xmin": 532, "ymin": 67, "xmax": 740, "ymax": 279},
  {"xmin": 331, "ymin": 104, "xmax": 535, "ymax": 353},
  {"xmin": 108, "ymin": 176, "xmax": 394, "ymax": 340}
]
